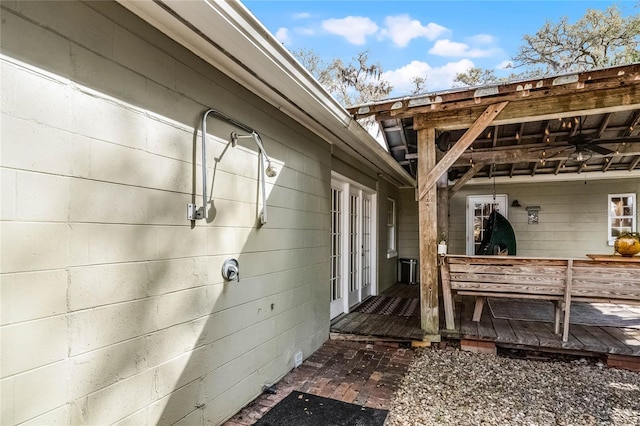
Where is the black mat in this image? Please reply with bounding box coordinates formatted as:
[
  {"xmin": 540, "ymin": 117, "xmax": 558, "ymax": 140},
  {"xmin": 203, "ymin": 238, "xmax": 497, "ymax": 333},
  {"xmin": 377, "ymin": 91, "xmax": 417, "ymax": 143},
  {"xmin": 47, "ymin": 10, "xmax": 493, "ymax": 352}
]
[
  {"xmin": 351, "ymin": 295, "xmax": 419, "ymax": 318},
  {"xmin": 254, "ymin": 392, "xmax": 388, "ymax": 426},
  {"xmin": 488, "ymin": 298, "xmax": 640, "ymax": 329}
]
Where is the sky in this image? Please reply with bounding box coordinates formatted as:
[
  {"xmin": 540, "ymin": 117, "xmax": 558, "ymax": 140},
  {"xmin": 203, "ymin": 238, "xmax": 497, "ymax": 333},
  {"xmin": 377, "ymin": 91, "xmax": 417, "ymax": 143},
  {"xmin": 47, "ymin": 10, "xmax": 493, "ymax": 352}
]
[{"xmin": 243, "ymin": 1, "xmax": 638, "ymax": 97}]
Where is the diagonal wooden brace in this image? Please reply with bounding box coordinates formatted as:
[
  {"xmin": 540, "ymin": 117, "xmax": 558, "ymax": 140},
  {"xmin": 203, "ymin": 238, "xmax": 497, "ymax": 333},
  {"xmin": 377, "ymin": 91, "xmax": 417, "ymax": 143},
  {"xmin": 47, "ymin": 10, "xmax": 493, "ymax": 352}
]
[{"xmin": 419, "ymin": 101, "xmax": 509, "ymax": 200}]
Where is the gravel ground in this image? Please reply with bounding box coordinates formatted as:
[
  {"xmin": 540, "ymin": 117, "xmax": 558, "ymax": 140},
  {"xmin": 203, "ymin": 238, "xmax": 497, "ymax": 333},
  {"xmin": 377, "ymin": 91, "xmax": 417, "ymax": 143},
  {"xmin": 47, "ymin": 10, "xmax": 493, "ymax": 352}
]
[{"xmin": 386, "ymin": 346, "xmax": 640, "ymax": 426}]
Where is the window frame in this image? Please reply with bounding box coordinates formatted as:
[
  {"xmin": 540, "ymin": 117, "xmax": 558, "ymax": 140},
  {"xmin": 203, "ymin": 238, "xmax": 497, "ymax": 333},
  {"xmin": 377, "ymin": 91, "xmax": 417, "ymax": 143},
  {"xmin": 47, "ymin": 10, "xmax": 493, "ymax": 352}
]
[
  {"xmin": 607, "ymin": 193, "xmax": 637, "ymax": 246},
  {"xmin": 387, "ymin": 197, "xmax": 397, "ymax": 258}
]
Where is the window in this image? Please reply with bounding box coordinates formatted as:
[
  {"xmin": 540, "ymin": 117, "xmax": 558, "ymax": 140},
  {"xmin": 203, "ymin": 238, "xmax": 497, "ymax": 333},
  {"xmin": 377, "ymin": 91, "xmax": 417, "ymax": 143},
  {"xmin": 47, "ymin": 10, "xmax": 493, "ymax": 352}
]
[
  {"xmin": 608, "ymin": 193, "xmax": 636, "ymax": 245},
  {"xmin": 387, "ymin": 198, "xmax": 397, "ymax": 258}
]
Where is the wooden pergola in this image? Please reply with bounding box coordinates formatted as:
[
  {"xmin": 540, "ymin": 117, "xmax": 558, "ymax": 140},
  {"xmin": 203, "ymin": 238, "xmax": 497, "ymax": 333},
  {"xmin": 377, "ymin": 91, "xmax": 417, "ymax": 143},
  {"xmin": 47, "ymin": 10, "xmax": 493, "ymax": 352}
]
[{"xmin": 349, "ymin": 64, "xmax": 640, "ymax": 339}]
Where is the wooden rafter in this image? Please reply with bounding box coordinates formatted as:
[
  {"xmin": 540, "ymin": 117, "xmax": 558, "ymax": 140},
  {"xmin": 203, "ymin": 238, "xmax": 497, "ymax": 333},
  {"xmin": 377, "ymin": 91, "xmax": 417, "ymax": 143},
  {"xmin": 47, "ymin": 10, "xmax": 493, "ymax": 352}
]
[
  {"xmin": 418, "ymin": 101, "xmax": 508, "ymax": 200},
  {"xmin": 449, "ymin": 163, "xmax": 485, "ymax": 196},
  {"xmin": 453, "ymin": 145, "xmax": 640, "ymax": 167}
]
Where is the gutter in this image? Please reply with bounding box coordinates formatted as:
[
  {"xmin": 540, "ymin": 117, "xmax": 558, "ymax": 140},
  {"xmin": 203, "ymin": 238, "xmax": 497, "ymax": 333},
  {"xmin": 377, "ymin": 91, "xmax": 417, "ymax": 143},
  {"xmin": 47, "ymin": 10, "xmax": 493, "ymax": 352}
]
[{"xmin": 116, "ymin": 0, "xmax": 415, "ymax": 188}]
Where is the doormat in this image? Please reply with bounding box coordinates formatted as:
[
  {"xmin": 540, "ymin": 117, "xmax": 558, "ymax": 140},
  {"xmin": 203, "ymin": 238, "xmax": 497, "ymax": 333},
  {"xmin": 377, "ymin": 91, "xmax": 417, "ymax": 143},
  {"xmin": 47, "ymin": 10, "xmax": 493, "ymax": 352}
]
[
  {"xmin": 254, "ymin": 392, "xmax": 388, "ymax": 426},
  {"xmin": 352, "ymin": 295, "xmax": 419, "ymax": 317},
  {"xmin": 488, "ymin": 298, "xmax": 640, "ymax": 329}
]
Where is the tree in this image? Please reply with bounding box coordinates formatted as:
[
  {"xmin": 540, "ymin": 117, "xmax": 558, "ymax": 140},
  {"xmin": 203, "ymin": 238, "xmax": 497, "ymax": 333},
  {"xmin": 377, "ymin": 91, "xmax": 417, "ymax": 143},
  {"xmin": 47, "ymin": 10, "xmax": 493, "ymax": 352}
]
[
  {"xmin": 293, "ymin": 49, "xmax": 392, "ymax": 106},
  {"xmin": 410, "ymin": 76, "xmax": 428, "ymax": 95},
  {"xmin": 455, "ymin": 4, "xmax": 639, "ymax": 85},
  {"xmin": 452, "ymin": 67, "xmax": 499, "ymax": 87},
  {"xmin": 513, "ymin": 5, "xmax": 640, "ymax": 74}
]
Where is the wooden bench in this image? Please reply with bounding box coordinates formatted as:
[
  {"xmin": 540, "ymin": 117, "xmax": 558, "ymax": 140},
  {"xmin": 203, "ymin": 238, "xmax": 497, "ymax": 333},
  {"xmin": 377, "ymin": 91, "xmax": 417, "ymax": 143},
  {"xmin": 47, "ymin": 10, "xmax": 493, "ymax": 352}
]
[
  {"xmin": 440, "ymin": 255, "xmax": 640, "ymax": 342},
  {"xmin": 563, "ymin": 259, "xmax": 640, "ymax": 341},
  {"xmin": 441, "ymin": 255, "xmax": 571, "ymax": 336}
]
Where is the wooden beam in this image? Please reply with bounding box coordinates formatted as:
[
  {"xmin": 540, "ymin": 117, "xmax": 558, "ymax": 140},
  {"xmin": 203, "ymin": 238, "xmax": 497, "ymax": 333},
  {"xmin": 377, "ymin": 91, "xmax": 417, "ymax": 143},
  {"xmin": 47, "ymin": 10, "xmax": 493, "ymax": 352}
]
[
  {"xmin": 414, "ymin": 85, "xmax": 640, "ymax": 131},
  {"xmin": 554, "ymin": 159, "xmax": 566, "ymax": 175},
  {"xmin": 418, "ymin": 101, "xmax": 508, "ymax": 200},
  {"xmin": 449, "ymin": 163, "xmax": 485, "ymax": 196},
  {"xmin": 418, "ymin": 128, "xmax": 439, "ymax": 337},
  {"xmin": 453, "ymin": 145, "xmax": 640, "ymax": 167},
  {"xmin": 602, "ymin": 156, "xmax": 614, "ymax": 172},
  {"xmin": 349, "ymin": 64, "xmax": 640, "ymax": 121},
  {"xmin": 629, "ymin": 156, "xmax": 640, "ymax": 171}
]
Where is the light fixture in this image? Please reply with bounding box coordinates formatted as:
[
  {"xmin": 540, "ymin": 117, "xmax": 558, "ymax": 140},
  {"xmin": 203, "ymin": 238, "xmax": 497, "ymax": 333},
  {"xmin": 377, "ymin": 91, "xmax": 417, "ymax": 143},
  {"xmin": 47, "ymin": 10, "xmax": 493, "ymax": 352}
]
[{"xmin": 569, "ymin": 149, "xmax": 592, "ymax": 162}]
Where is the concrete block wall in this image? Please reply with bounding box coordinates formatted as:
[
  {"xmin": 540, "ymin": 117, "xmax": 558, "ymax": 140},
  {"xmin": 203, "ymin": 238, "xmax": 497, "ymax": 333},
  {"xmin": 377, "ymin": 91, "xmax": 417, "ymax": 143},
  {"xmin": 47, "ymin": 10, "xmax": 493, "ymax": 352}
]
[
  {"xmin": 1, "ymin": 1, "xmax": 334, "ymax": 424},
  {"xmin": 449, "ymin": 178, "xmax": 640, "ymax": 258}
]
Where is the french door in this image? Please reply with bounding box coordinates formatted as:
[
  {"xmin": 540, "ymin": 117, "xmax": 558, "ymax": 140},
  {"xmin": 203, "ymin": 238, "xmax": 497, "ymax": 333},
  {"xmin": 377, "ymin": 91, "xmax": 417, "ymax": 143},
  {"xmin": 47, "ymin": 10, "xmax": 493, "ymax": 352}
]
[
  {"xmin": 466, "ymin": 195, "xmax": 508, "ymax": 255},
  {"xmin": 330, "ymin": 174, "xmax": 377, "ymax": 319}
]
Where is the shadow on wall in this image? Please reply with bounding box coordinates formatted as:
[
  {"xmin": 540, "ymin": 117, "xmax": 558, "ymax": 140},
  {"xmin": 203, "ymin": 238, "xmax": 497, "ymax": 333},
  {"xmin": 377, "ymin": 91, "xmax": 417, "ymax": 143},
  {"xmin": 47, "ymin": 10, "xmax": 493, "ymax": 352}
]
[{"xmin": 1, "ymin": 1, "xmax": 330, "ymax": 424}]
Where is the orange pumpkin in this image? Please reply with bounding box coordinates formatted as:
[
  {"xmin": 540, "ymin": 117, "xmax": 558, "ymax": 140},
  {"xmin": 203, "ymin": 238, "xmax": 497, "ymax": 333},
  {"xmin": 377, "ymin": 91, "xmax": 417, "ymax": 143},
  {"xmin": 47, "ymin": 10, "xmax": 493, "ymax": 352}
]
[{"xmin": 614, "ymin": 232, "xmax": 640, "ymax": 257}]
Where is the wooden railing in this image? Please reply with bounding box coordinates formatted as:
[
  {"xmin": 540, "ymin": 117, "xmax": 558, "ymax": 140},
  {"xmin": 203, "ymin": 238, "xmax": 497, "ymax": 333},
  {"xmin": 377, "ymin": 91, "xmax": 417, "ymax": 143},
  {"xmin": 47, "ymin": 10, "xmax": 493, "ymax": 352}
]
[{"xmin": 440, "ymin": 255, "xmax": 640, "ymax": 342}]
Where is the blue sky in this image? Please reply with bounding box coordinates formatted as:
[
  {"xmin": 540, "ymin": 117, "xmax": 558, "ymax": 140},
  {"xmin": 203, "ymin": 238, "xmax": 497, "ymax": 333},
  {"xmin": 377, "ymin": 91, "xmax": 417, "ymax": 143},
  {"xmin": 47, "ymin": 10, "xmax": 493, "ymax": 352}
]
[{"xmin": 244, "ymin": 1, "xmax": 638, "ymax": 96}]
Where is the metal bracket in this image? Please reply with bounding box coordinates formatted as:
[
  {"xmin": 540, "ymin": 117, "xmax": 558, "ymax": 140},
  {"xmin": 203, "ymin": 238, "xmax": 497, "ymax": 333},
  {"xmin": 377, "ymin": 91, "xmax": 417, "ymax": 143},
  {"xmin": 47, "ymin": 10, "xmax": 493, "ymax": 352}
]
[{"xmin": 187, "ymin": 204, "xmax": 204, "ymax": 220}]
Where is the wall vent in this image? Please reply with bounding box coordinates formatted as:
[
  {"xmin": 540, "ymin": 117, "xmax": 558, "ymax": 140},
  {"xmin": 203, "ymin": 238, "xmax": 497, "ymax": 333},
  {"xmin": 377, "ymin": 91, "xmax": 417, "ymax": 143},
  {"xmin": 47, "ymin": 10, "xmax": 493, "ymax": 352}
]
[{"xmin": 294, "ymin": 351, "xmax": 303, "ymax": 368}]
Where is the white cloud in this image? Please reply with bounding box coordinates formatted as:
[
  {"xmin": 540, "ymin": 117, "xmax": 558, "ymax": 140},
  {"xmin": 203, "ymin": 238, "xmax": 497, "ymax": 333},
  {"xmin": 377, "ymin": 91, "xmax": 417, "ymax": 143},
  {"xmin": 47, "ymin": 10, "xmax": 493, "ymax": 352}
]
[
  {"xmin": 321, "ymin": 16, "xmax": 378, "ymax": 45},
  {"xmin": 382, "ymin": 59, "xmax": 475, "ymax": 94},
  {"xmin": 293, "ymin": 12, "xmax": 311, "ymax": 20},
  {"xmin": 275, "ymin": 27, "xmax": 292, "ymax": 45},
  {"xmin": 294, "ymin": 27, "xmax": 315, "ymax": 36},
  {"xmin": 429, "ymin": 39, "xmax": 500, "ymax": 58},
  {"xmin": 380, "ymin": 14, "xmax": 449, "ymax": 47},
  {"xmin": 468, "ymin": 34, "xmax": 496, "ymax": 45}
]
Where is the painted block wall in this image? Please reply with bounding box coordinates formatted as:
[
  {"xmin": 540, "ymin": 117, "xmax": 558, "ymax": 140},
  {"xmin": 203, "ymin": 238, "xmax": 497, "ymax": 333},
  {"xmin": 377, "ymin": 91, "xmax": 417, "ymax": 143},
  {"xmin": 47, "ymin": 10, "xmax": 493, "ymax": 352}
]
[
  {"xmin": 449, "ymin": 178, "xmax": 640, "ymax": 258},
  {"xmin": 0, "ymin": 1, "xmax": 341, "ymax": 424},
  {"xmin": 397, "ymin": 188, "xmax": 419, "ymax": 261}
]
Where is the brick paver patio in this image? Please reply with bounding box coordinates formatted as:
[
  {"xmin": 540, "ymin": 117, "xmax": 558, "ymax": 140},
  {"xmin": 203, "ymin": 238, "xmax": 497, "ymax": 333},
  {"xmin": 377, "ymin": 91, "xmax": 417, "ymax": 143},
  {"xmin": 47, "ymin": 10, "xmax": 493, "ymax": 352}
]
[{"xmin": 224, "ymin": 339, "xmax": 415, "ymax": 425}]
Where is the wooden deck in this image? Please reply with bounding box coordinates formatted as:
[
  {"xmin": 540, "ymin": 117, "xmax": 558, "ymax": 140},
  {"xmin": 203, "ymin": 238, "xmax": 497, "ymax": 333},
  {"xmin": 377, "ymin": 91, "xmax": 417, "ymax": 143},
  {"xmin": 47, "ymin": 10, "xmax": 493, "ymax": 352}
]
[
  {"xmin": 331, "ymin": 283, "xmax": 640, "ymax": 358},
  {"xmin": 445, "ymin": 296, "xmax": 640, "ymax": 357},
  {"xmin": 330, "ymin": 283, "xmax": 425, "ymax": 341}
]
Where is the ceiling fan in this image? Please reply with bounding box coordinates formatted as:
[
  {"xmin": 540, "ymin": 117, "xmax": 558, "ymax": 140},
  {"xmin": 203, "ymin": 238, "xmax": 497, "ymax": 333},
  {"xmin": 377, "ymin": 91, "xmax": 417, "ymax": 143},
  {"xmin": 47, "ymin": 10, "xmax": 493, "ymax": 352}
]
[{"xmin": 540, "ymin": 116, "xmax": 640, "ymax": 162}]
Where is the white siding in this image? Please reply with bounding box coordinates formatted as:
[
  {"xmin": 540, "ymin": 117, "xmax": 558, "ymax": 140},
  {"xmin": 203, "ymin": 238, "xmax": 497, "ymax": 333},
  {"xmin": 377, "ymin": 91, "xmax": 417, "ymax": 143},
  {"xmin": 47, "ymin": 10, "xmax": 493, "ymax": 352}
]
[{"xmin": 1, "ymin": 1, "xmax": 330, "ymax": 424}]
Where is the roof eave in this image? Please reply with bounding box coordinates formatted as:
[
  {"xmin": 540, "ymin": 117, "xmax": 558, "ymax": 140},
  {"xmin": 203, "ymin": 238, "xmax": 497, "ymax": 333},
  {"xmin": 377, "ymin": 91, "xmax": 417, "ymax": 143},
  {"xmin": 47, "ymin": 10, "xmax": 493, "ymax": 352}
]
[{"xmin": 116, "ymin": 0, "xmax": 415, "ymax": 187}]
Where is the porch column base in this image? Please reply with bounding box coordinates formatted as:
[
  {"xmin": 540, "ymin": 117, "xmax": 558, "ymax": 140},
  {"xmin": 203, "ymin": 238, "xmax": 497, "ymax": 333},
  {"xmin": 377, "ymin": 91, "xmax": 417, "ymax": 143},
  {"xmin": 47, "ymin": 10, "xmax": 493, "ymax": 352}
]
[
  {"xmin": 419, "ymin": 333, "xmax": 441, "ymax": 343},
  {"xmin": 607, "ymin": 354, "xmax": 640, "ymax": 372},
  {"xmin": 460, "ymin": 339, "xmax": 496, "ymax": 355}
]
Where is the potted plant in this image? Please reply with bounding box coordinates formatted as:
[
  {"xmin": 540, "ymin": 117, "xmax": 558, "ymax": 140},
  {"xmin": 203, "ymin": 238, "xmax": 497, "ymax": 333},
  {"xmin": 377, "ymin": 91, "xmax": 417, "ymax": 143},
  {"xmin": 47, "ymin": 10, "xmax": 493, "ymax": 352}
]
[{"xmin": 614, "ymin": 231, "xmax": 640, "ymax": 257}]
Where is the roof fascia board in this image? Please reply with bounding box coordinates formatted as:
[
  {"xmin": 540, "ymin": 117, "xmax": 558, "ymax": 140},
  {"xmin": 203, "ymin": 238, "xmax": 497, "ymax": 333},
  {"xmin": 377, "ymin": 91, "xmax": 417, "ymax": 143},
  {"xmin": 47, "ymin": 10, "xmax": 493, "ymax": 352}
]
[{"xmin": 116, "ymin": 0, "xmax": 415, "ymax": 186}]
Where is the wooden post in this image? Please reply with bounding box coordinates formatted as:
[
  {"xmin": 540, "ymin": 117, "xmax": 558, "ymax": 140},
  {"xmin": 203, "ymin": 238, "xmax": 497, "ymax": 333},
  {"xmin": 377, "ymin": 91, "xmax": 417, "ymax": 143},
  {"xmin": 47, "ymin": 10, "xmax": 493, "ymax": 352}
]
[
  {"xmin": 418, "ymin": 127, "xmax": 439, "ymax": 338},
  {"xmin": 437, "ymin": 174, "xmax": 449, "ymax": 242}
]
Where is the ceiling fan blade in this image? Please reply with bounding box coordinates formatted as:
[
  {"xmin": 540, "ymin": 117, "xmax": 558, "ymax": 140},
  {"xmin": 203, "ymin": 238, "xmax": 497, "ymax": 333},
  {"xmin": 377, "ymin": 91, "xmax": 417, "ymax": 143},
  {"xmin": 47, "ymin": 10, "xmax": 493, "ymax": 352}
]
[
  {"xmin": 593, "ymin": 136, "xmax": 640, "ymax": 144},
  {"xmin": 588, "ymin": 145, "xmax": 613, "ymax": 155}
]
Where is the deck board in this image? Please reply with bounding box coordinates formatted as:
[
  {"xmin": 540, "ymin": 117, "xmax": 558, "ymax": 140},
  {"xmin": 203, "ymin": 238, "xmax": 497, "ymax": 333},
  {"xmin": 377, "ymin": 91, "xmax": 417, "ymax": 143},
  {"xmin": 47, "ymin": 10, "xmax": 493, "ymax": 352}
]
[
  {"xmin": 569, "ymin": 324, "xmax": 609, "ymax": 353},
  {"xmin": 601, "ymin": 327, "xmax": 640, "ymax": 356},
  {"xmin": 492, "ymin": 317, "xmax": 517, "ymax": 343},
  {"xmin": 330, "ymin": 284, "xmax": 639, "ymax": 359},
  {"xmin": 477, "ymin": 306, "xmax": 497, "ymax": 340},
  {"xmin": 508, "ymin": 320, "xmax": 540, "ymax": 347},
  {"xmin": 460, "ymin": 299, "xmax": 478, "ymax": 338}
]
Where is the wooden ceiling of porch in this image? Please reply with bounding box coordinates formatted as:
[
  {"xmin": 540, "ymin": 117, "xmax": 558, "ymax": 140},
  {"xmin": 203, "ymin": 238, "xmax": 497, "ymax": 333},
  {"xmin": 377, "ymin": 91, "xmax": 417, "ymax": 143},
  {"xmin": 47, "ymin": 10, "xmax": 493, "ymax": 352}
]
[{"xmin": 349, "ymin": 64, "xmax": 640, "ymax": 181}]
